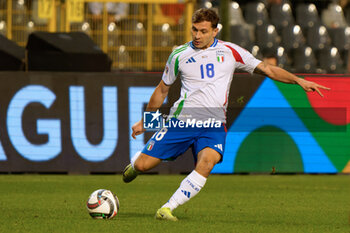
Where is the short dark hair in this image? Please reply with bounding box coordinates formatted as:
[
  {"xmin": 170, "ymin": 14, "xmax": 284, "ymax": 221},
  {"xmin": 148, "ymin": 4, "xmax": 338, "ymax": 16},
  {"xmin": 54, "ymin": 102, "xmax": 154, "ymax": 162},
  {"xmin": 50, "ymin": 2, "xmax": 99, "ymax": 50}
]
[{"xmin": 192, "ymin": 8, "xmax": 219, "ymax": 29}]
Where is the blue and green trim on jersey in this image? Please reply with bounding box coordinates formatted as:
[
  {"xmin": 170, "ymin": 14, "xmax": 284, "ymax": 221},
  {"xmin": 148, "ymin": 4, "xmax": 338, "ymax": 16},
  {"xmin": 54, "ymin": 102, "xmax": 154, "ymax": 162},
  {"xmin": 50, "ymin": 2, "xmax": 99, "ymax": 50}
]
[{"xmin": 189, "ymin": 38, "xmax": 218, "ymax": 49}]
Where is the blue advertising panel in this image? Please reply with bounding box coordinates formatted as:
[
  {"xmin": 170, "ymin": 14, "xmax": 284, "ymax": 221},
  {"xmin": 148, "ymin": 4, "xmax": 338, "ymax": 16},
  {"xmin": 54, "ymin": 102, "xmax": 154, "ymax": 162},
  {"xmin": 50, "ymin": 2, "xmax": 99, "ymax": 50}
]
[{"xmin": 0, "ymin": 72, "xmax": 349, "ymax": 173}]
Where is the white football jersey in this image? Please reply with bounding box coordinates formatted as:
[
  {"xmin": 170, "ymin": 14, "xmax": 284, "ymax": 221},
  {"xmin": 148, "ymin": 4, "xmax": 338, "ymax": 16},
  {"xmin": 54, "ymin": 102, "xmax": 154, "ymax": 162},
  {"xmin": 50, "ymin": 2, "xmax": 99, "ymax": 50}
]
[{"xmin": 162, "ymin": 39, "xmax": 262, "ymax": 123}]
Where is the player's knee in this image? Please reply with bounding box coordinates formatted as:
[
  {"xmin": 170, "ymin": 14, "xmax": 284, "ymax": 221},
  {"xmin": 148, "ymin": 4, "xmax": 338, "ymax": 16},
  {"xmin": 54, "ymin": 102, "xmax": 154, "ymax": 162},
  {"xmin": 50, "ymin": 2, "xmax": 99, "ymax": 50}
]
[
  {"xmin": 133, "ymin": 154, "xmax": 161, "ymax": 172},
  {"xmin": 196, "ymin": 159, "xmax": 215, "ymax": 173},
  {"xmin": 197, "ymin": 155, "xmax": 220, "ymax": 173},
  {"xmin": 133, "ymin": 162, "xmax": 148, "ymax": 172},
  {"xmin": 203, "ymin": 160, "xmax": 216, "ymax": 171}
]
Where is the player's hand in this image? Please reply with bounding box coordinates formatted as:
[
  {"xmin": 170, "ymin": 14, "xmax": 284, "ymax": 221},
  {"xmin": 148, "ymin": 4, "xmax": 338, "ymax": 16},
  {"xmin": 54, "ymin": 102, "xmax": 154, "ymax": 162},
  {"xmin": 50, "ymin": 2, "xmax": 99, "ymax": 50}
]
[
  {"xmin": 131, "ymin": 120, "xmax": 145, "ymax": 139},
  {"xmin": 297, "ymin": 78, "xmax": 330, "ymax": 97}
]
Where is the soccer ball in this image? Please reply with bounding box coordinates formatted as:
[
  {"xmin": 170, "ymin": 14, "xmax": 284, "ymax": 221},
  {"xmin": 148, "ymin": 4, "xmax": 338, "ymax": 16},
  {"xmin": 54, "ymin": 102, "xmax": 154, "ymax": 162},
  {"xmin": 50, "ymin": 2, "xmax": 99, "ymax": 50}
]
[{"xmin": 86, "ymin": 189, "xmax": 120, "ymax": 219}]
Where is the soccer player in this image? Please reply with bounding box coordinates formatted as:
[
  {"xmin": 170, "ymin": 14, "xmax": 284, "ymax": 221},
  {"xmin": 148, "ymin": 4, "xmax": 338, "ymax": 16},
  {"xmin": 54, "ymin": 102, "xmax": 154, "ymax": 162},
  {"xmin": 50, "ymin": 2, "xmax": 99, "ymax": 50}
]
[{"xmin": 122, "ymin": 8, "xmax": 330, "ymax": 221}]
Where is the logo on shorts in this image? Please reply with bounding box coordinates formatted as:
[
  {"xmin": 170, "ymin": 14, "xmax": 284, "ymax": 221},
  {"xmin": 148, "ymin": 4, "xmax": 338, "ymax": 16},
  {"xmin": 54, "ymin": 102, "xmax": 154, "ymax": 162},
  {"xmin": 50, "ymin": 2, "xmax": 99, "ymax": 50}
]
[
  {"xmin": 214, "ymin": 144, "xmax": 223, "ymax": 151},
  {"xmin": 143, "ymin": 110, "xmax": 163, "ymax": 130},
  {"xmin": 147, "ymin": 140, "xmax": 155, "ymax": 151}
]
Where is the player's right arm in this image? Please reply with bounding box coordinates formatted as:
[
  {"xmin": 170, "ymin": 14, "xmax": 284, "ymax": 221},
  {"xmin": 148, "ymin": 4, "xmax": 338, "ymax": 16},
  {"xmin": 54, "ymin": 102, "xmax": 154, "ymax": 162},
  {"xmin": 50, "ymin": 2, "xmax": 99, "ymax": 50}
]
[
  {"xmin": 254, "ymin": 61, "xmax": 330, "ymax": 97},
  {"xmin": 131, "ymin": 80, "xmax": 171, "ymax": 139}
]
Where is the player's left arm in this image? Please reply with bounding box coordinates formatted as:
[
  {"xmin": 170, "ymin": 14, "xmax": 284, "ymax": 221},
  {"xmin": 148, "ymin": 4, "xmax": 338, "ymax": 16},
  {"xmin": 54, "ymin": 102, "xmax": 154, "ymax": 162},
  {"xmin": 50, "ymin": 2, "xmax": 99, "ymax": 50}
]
[
  {"xmin": 131, "ymin": 80, "xmax": 170, "ymax": 139},
  {"xmin": 254, "ymin": 61, "xmax": 330, "ymax": 97}
]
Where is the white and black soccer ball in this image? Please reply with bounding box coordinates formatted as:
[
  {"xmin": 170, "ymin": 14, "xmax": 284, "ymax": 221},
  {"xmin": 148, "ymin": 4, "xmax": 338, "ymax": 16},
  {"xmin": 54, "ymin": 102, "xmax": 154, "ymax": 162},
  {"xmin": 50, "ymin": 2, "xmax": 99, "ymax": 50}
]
[{"xmin": 86, "ymin": 189, "xmax": 120, "ymax": 219}]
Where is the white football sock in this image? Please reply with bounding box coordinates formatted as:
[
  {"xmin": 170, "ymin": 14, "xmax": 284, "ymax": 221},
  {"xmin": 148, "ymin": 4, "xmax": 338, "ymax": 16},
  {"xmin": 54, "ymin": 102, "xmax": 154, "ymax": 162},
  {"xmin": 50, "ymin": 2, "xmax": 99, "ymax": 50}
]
[
  {"xmin": 162, "ymin": 170, "xmax": 207, "ymax": 211},
  {"xmin": 130, "ymin": 151, "xmax": 141, "ymax": 170}
]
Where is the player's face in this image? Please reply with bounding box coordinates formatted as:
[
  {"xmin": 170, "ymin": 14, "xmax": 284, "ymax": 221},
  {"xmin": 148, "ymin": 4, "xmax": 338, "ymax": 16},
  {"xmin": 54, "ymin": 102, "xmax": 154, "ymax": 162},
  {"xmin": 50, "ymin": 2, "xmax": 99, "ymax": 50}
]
[{"xmin": 191, "ymin": 21, "xmax": 218, "ymax": 49}]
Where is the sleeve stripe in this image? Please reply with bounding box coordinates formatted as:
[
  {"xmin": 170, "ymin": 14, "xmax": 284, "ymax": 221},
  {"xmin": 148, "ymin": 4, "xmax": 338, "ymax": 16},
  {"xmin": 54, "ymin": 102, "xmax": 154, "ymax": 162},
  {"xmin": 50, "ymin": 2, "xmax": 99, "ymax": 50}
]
[
  {"xmin": 167, "ymin": 44, "xmax": 189, "ymax": 64},
  {"xmin": 174, "ymin": 56, "xmax": 180, "ymax": 76},
  {"xmin": 224, "ymin": 45, "xmax": 245, "ymax": 64}
]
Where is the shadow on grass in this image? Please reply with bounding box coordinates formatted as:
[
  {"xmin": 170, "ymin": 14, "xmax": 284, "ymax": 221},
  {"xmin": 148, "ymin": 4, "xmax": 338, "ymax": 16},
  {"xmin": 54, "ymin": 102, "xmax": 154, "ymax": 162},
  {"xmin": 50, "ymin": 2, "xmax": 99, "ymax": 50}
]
[
  {"xmin": 117, "ymin": 212, "xmax": 192, "ymax": 223},
  {"xmin": 117, "ymin": 212, "xmax": 154, "ymax": 219}
]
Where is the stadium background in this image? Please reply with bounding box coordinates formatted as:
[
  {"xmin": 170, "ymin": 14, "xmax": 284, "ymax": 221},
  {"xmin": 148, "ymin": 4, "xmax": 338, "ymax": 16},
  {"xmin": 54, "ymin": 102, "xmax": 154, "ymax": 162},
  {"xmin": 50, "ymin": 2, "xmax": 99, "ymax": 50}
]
[{"xmin": 0, "ymin": 0, "xmax": 349, "ymax": 174}]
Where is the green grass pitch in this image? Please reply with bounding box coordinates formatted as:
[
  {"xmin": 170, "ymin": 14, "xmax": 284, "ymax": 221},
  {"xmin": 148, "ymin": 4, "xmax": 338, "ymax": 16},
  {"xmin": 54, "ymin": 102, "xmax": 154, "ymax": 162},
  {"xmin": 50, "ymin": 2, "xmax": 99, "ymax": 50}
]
[{"xmin": 0, "ymin": 174, "xmax": 348, "ymax": 233}]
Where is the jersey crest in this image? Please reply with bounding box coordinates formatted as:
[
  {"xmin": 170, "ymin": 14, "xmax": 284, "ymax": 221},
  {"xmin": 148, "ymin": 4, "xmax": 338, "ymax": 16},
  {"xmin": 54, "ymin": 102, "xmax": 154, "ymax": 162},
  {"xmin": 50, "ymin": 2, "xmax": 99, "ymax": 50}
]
[{"xmin": 216, "ymin": 50, "xmax": 225, "ymax": 63}]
